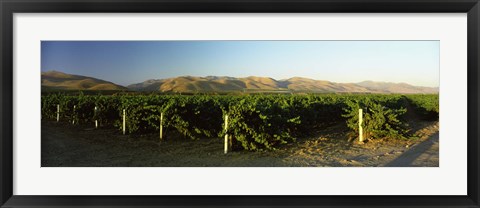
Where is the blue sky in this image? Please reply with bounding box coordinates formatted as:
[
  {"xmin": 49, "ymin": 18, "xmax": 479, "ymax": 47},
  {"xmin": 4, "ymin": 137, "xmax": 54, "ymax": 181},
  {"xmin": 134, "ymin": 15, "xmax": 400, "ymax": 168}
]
[{"xmin": 41, "ymin": 41, "xmax": 439, "ymax": 87}]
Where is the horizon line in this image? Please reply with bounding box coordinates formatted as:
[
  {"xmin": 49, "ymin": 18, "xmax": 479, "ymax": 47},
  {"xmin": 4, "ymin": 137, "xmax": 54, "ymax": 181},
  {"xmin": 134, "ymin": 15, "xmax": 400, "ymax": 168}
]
[{"xmin": 42, "ymin": 70, "xmax": 440, "ymax": 88}]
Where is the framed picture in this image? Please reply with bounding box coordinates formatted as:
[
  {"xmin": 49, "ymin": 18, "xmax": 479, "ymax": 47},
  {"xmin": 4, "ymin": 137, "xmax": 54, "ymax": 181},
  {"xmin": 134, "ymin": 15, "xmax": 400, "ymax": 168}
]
[{"xmin": 1, "ymin": 0, "xmax": 479, "ymax": 207}]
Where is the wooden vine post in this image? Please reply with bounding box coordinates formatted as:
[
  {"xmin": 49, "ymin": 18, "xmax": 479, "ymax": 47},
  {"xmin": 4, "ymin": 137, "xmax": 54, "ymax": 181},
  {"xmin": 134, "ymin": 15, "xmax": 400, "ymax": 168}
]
[
  {"xmin": 159, "ymin": 112, "xmax": 163, "ymax": 140},
  {"xmin": 72, "ymin": 105, "xmax": 76, "ymax": 124},
  {"xmin": 56, "ymin": 104, "xmax": 60, "ymax": 122},
  {"xmin": 122, "ymin": 109, "xmax": 126, "ymax": 135},
  {"xmin": 224, "ymin": 115, "xmax": 229, "ymax": 154},
  {"xmin": 94, "ymin": 106, "xmax": 98, "ymax": 129},
  {"xmin": 358, "ymin": 109, "xmax": 364, "ymax": 143}
]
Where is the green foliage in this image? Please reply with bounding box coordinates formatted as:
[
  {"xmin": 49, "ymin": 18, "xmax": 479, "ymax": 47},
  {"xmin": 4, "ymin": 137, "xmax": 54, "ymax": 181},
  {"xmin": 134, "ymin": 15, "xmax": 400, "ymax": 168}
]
[
  {"xmin": 342, "ymin": 96, "xmax": 409, "ymax": 140},
  {"xmin": 225, "ymin": 96, "xmax": 301, "ymax": 150},
  {"xmin": 42, "ymin": 93, "xmax": 438, "ymax": 150},
  {"xmin": 405, "ymin": 94, "xmax": 439, "ymax": 120}
]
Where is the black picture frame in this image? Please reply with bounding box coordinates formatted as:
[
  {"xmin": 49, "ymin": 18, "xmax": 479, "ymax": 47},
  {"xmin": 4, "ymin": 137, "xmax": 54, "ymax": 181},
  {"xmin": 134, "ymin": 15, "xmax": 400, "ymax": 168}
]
[{"xmin": 1, "ymin": 0, "xmax": 479, "ymax": 207}]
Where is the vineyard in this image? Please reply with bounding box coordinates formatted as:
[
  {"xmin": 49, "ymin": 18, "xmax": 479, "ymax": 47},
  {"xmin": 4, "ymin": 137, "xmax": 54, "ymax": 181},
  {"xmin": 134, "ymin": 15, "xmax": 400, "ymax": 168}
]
[{"xmin": 41, "ymin": 93, "xmax": 439, "ymax": 151}]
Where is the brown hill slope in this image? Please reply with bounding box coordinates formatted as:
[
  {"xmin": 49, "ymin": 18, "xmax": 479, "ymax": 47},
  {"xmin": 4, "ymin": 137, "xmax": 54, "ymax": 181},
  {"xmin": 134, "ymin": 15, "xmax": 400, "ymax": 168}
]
[
  {"xmin": 41, "ymin": 71, "xmax": 127, "ymax": 91},
  {"xmin": 356, "ymin": 81, "xmax": 439, "ymax": 94},
  {"xmin": 128, "ymin": 76, "xmax": 438, "ymax": 94}
]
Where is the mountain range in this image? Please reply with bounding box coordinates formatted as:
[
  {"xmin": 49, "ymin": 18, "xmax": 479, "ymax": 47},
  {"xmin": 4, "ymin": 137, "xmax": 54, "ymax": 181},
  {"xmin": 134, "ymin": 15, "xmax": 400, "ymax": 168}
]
[
  {"xmin": 41, "ymin": 71, "xmax": 438, "ymax": 94},
  {"xmin": 42, "ymin": 71, "xmax": 127, "ymax": 91}
]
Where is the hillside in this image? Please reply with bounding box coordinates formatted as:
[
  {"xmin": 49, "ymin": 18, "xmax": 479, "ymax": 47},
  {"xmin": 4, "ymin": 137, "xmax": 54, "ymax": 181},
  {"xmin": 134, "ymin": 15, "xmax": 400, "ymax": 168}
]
[
  {"xmin": 128, "ymin": 76, "xmax": 439, "ymax": 94},
  {"xmin": 41, "ymin": 71, "xmax": 438, "ymax": 94},
  {"xmin": 356, "ymin": 81, "xmax": 439, "ymax": 94},
  {"xmin": 41, "ymin": 71, "xmax": 127, "ymax": 91}
]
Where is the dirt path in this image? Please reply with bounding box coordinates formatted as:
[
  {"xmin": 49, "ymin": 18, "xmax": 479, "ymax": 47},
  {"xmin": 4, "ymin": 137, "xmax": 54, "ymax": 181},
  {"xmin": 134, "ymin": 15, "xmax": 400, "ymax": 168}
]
[
  {"xmin": 384, "ymin": 132, "xmax": 439, "ymax": 167},
  {"xmin": 41, "ymin": 121, "xmax": 439, "ymax": 167},
  {"xmin": 280, "ymin": 121, "xmax": 439, "ymax": 167}
]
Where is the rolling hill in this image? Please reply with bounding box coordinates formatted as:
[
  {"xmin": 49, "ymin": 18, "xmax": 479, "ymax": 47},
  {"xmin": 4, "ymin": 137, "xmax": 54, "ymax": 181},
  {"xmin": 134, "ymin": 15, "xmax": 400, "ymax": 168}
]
[
  {"xmin": 41, "ymin": 71, "xmax": 438, "ymax": 93},
  {"xmin": 356, "ymin": 81, "xmax": 438, "ymax": 94},
  {"xmin": 128, "ymin": 76, "xmax": 439, "ymax": 94},
  {"xmin": 41, "ymin": 71, "xmax": 127, "ymax": 91}
]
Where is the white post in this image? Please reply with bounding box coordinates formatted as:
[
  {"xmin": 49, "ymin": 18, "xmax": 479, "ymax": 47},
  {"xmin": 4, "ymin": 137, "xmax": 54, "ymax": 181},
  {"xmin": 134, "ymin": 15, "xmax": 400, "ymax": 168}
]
[
  {"xmin": 72, "ymin": 105, "xmax": 76, "ymax": 124},
  {"xmin": 359, "ymin": 109, "xmax": 364, "ymax": 143},
  {"xmin": 224, "ymin": 115, "xmax": 229, "ymax": 154},
  {"xmin": 94, "ymin": 106, "xmax": 98, "ymax": 129},
  {"xmin": 122, "ymin": 109, "xmax": 126, "ymax": 135},
  {"xmin": 159, "ymin": 112, "xmax": 163, "ymax": 140},
  {"xmin": 56, "ymin": 104, "xmax": 60, "ymax": 122}
]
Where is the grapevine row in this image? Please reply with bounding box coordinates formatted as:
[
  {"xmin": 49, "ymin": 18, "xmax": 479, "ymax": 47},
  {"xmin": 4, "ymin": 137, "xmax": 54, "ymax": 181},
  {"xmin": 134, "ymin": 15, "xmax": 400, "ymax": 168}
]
[{"xmin": 42, "ymin": 93, "xmax": 439, "ymax": 151}]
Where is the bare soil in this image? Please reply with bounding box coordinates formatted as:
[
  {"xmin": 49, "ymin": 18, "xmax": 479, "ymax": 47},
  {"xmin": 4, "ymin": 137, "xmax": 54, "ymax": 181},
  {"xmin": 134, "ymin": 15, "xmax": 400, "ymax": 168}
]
[{"xmin": 41, "ymin": 121, "xmax": 439, "ymax": 167}]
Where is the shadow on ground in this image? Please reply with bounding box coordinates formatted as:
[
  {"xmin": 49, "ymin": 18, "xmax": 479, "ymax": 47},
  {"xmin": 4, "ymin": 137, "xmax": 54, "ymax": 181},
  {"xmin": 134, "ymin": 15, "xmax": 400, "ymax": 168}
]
[{"xmin": 384, "ymin": 132, "xmax": 439, "ymax": 167}]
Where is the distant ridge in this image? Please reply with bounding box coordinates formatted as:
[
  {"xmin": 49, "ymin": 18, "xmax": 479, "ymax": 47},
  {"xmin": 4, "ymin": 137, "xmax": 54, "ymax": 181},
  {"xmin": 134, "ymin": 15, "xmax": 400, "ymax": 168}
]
[
  {"xmin": 41, "ymin": 70, "xmax": 127, "ymax": 91},
  {"xmin": 41, "ymin": 71, "xmax": 438, "ymax": 93},
  {"xmin": 356, "ymin": 81, "xmax": 438, "ymax": 94},
  {"xmin": 128, "ymin": 75, "xmax": 439, "ymax": 94}
]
